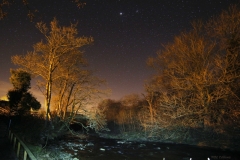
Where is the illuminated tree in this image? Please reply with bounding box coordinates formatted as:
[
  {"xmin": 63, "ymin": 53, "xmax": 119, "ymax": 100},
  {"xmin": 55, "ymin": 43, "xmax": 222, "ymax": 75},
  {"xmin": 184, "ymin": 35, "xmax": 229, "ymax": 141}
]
[
  {"xmin": 206, "ymin": 5, "xmax": 240, "ymax": 127},
  {"xmin": 50, "ymin": 52, "xmax": 107, "ymax": 133},
  {"xmin": 206, "ymin": 5, "xmax": 240, "ymax": 96},
  {"xmin": 12, "ymin": 18, "xmax": 93, "ymax": 123},
  {"xmin": 146, "ymin": 5, "xmax": 240, "ymax": 132}
]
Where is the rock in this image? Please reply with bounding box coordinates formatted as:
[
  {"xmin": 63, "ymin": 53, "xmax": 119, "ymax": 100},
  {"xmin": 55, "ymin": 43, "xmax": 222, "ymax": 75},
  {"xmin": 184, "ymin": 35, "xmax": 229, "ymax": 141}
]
[
  {"xmin": 79, "ymin": 147, "xmax": 85, "ymax": 150},
  {"xmin": 148, "ymin": 152, "xmax": 154, "ymax": 156},
  {"xmin": 73, "ymin": 149, "xmax": 78, "ymax": 152},
  {"xmin": 85, "ymin": 142, "xmax": 94, "ymax": 146},
  {"xmin": 138, "ymin": 144, "xmax": 146, "ymax": 147},
  {"xmin": 42, "ymin": 153, "xmax": 50, "ymax": 158},
  {"xmin": 117, "ymin": 141, "xmax": 125, "ymax": 144}
]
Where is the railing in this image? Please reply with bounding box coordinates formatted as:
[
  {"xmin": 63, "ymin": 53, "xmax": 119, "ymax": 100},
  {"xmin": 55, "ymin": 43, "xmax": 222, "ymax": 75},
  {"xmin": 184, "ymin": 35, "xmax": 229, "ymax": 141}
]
[{"xmin": 8, "ymin": 130, "xmax": 37, "ymax": 160}]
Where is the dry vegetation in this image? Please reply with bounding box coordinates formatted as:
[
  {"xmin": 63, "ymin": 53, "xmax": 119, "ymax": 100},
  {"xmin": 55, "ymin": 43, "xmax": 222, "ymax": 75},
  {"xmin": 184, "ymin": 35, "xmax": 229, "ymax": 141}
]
[{"xmin": 98, "ymin": 5, "xmax": 240, "ymax": 151}]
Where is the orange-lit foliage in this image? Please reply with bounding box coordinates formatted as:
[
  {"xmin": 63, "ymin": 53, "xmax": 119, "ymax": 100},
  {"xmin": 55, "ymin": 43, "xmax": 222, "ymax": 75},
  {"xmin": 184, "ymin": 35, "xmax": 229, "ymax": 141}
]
[
  {"xmin": 145, "ymin": 5, "xmax": 240, "ymax": 140},
  {"xmin": 12, "ymin": 18, "xmax": 92, "ymax": 122}
]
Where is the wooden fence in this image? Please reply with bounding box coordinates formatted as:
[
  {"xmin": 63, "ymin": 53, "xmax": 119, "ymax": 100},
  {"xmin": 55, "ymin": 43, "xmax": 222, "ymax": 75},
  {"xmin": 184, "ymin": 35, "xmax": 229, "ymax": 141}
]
[{"xmin": 9, "ymin": 130, "xmax": 37, "ymax": 160}]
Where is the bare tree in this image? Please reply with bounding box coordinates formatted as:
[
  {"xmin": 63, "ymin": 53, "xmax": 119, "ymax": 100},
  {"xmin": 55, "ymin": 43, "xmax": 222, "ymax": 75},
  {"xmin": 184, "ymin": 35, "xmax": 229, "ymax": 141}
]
[
  {"xmin": 146, "ymin": 5, "xmax": 240, "ymax": 131},
  {"xmin": 98, "ymin": 95, "xmax": 145, "ymax": 134},
  {"xmin": 51, "ymin": 61, "xmax": 107, "ymax": 132},
  {"xmin": 12, "ymin": 18, "xmax": 93, "ymax": 124}
]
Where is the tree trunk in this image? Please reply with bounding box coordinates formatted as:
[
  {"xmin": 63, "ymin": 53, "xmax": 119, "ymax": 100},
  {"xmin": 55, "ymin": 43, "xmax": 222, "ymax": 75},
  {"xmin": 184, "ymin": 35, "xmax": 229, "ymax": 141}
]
[
  {"xmin": 57, "ymin": 80, "xmax": 68, "ymax": 117},
  {"xmin": 45, "ymin": 64, "xmax": 53, "ymax": 126},
  {"xmin": 63, "ymin": 83, "xmax": 75, "ymax": 120},
  {"xmin": 149, "ymin": 103, "xmax": 154, "ymax": 125}
]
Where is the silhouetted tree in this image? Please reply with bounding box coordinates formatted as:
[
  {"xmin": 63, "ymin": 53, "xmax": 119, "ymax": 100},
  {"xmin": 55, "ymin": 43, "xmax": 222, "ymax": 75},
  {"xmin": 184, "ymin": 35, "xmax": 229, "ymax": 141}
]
[
  {"xmin": 9, "ymin": 69, "xmax": 31, "ymax": 92},
  {"xmin": 18, "ymin": 92, "xmax": 41, "ymax": 114},
  {"xmin": 7, "ymin": 69, "xmax": 41, "ymax": 115},
  {"xmin": 7, "ymin": 89, "xmax": 22, "ymax": 112}
]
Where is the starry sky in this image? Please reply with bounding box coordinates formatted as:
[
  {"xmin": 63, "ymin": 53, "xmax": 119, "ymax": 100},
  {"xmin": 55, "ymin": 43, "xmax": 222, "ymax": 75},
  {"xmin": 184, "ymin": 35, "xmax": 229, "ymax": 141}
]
[{"xmin": 0, "ymin": 0, "xmax": 239, "ymax": 104}]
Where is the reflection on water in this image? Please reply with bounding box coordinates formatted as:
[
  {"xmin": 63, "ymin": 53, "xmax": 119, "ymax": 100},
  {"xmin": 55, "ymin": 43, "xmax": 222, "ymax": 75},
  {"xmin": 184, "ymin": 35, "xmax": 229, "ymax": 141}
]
[{"xmin": 56, "ymin": 136, "xmax": 240, "ymax": 160}]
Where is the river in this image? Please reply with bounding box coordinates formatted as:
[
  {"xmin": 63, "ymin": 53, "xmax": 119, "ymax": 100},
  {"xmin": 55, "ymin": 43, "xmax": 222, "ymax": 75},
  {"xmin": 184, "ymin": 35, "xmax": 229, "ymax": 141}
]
[{"xmin": 52, "ymin": 135, "xmax": 240, "ymax": 160}]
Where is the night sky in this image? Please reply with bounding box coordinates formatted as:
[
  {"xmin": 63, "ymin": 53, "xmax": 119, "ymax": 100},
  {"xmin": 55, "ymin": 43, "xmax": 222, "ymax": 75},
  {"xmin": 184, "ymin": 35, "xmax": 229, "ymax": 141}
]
[{"xmin": 0, "ymin": 0, "xmax": 239, "ymax": 104}]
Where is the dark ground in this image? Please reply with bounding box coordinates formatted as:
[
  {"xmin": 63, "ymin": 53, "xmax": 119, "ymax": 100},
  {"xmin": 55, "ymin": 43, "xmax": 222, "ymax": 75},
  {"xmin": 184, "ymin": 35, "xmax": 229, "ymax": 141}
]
[{"xmin": 0, "ymin": 117, "xmax": 18, "ymax": 160}]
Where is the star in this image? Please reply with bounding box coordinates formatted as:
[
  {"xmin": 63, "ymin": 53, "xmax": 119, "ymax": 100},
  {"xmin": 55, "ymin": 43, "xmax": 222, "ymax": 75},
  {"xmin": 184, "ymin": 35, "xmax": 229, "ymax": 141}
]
[{"xmin": 119, "ymin": 12, "xmax": 123, "ymax": 16}]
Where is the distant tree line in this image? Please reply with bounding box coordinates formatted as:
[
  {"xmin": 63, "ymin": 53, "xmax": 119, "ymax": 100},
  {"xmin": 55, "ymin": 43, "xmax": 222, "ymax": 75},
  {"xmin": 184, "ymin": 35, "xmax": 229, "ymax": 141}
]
[{"xmin": 97, "ymin": 94, "xmax": 147, "ymax": 134}]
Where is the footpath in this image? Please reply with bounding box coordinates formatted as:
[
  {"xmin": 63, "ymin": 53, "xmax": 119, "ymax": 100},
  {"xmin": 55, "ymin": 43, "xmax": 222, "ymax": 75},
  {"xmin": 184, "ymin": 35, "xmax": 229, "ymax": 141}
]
[{"xmin": 0, "ymin": 118, "xmax": 18, "ymax": 160}]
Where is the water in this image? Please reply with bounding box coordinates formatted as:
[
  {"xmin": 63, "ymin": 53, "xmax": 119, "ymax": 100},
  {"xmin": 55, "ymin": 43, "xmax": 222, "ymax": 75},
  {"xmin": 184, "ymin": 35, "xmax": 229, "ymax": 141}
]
[{"xmin": 57, "ymin": 136, "xmax": 240, "ymax": 160}]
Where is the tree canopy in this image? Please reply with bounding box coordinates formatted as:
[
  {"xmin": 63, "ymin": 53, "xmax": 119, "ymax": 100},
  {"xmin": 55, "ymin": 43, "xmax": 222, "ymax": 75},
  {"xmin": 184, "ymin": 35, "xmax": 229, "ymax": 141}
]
[
  {"xmin": 9, "ymin": 69, "xmax": 31, "ymax": 92},
  {"xmin": 145, "ymin": 5, "xmax": 240, "ymax": 130}
]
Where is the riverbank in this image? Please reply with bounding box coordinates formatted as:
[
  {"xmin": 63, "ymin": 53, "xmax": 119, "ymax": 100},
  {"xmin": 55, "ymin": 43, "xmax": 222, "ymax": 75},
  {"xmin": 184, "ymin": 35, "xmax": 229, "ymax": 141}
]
[
  {"xmin": 3, "ymin": 113, "xmax": 240, "ymax": 160},
  {"xmin": 6, "ymin": 129, "xmax": 240, "ymax": 160}
]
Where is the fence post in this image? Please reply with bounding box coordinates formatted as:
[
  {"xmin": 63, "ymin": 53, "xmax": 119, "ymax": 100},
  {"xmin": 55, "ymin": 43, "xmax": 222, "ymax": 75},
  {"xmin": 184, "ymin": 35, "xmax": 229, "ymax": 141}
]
[
  {"xmin": 8, "ymin": 130, "xmax": 11, "ymax": 138},
  {"xmin": 24, "ymin": 150, "xmax": 27, "ymax": 160},
  {"xmin": 17, "ymin": 142, "xmax": 21, "ymax": 158},
  {"xmin": 13, "ymin": 137, "xmax": 16, "ymax": 149},
  {"xmin": 8, "ymin": 130, "xmax": 37, "ymax": 160},
  {"xmin": 10, "ymin": 133, "xmax": 13, "ymax": 142}
]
